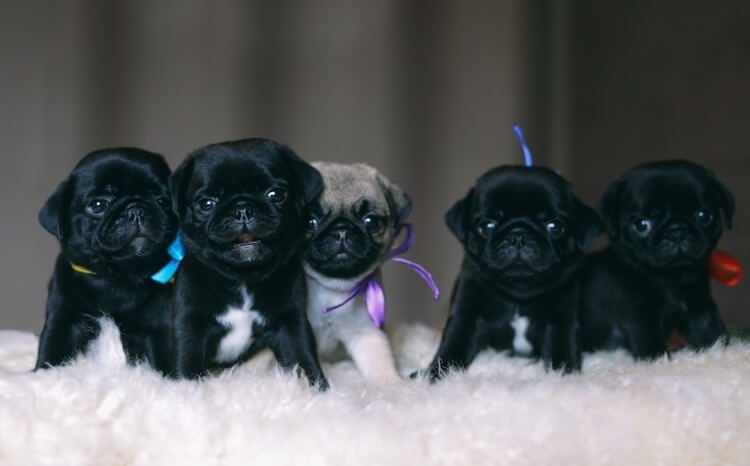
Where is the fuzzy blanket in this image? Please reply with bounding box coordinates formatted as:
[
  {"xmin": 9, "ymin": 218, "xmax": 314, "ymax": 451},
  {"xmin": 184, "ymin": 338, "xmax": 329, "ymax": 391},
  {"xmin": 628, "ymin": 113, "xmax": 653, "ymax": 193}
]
[{"xmin": 0, "ymin": 321, "xmax": 748, "ymax": 466}]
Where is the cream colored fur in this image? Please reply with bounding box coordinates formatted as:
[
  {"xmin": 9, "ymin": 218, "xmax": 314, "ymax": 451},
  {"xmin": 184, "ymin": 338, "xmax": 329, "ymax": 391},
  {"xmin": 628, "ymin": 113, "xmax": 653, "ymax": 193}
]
[
  {"xmin": 305, "ymin": 267, "xmax": 400, "ymax": 384},
  {"xmin": 304, "ymin": 161, "xmax": 408, "ymax": 384},
  {"xmin": 1, "ymin": 320, "xmax": 749, "ymax": 465}
]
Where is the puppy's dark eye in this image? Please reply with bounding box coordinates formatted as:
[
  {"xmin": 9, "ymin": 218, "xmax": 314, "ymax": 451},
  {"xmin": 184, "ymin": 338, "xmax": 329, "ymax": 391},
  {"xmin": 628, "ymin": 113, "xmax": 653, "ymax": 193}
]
[
  {"xmin": 86, "ymin": 199, "xmax": 110, "ymax": 216},
  {"xmin": 266, "ymin": 188, "xmax": 287, "ymax": 204},
  {"xmin": 695, "ymin": 208, "xmax": 714, "ymax": 226},
  {"xmin": 197, "ymin": 198, "xmax": 217, "ymax": 212},
  {"xmin": 156, "ymin": 196, "xmax": 170, "ymax": 209},
  {"xmin": 307, "ymin": 216, "xmax": 319, "ymax": 230},
  {"xmin": 631, "ymin": 218, "xmax": 653, "ymax": 237},
  {"xmin": 477, "ymin": 220, "xmax": 497, "ymax": 238},
  {"xmin": 545, "ymin": 219, "xmax": 566, "ymax": 238},
  {"xmin": 363, "ymin": 214, "xmax": 383, "ymax": 232}
]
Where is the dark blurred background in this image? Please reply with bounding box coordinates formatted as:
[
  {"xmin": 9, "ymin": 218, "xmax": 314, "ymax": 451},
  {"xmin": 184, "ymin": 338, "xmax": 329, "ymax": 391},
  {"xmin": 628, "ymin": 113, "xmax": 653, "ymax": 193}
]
[{"xmin": 1, "ymin": 1, "xmax": 748, "ymax": 334}]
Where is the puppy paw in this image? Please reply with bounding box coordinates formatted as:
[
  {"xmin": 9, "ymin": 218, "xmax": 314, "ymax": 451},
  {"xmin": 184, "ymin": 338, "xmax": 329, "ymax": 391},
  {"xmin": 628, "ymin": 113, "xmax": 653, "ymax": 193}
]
[
  {"xmin": 409, "ymin": 368, "xmax": 441, "ymax": 383},
  {"xmin": 315, "ymin": 378, "xmax": 330, "ymax": 392}
]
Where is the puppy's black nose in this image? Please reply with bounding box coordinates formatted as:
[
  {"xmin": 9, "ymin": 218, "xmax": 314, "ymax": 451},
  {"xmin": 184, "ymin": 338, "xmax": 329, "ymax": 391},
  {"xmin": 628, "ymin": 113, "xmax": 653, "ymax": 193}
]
[
  {"xmin": 328, "ymin": 220, "xmax": 355, "ymax": 246},
  {"xmin": 507, "ymin": 227, "xmax": 530, "ymax": 246},
  {"xmin": 126, "ymin": 205, "xmax": 145, "ymax": 225},
  {"xmin": 665, "ymin": 222, "xmax": 689, "ymax": 239},
  {"xmin": 234, "ymin": 205, "xmax": 254, "ymax": 222}
]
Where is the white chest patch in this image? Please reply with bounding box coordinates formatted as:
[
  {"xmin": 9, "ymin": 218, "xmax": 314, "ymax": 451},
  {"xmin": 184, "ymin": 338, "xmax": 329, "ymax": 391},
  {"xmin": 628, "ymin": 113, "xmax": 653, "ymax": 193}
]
[
  {"xmin": 214, "ymin": 287, "xmax": 264, "ymax": 364},
  {"xmin": 510, "ymin": 313, "xmax": 533, "ymax": 355}
]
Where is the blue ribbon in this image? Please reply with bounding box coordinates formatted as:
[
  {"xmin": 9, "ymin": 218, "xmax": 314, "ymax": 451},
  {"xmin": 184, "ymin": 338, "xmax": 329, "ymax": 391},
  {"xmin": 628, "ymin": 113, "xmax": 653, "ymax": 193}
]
[
  {"xmin": 150, "ymin": 233, "xmax": 184, "ymax": 284},
  {"xmin": 513, "ymin": 123, "xmax": 533, "ymax": 167}
]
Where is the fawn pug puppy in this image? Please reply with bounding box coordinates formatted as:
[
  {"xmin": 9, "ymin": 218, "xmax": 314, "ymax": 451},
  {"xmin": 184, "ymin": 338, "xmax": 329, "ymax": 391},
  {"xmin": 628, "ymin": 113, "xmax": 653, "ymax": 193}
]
[
  {"xmin": 421, "ymin": 166, "xmax": 604, "ymax": 381},
  {"xmin": 169, "ymin": 139, "xmax": 329, "ymax": 389},
  {"xmin": 36, "ymin": 148, "xmax": 177, "ymax": 374},
  {"xmin": 580, "ymin": 160, "xmax": 735, "ymax": 359},
  {"xmin": 304, "ymin": 162, "xmax": 412, "ymax": 383}
]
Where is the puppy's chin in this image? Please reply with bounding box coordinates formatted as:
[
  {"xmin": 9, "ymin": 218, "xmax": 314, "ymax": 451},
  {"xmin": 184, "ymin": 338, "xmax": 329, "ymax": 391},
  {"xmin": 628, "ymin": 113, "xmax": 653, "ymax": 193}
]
[
  {"xmin": 484, "ymin": 257, "xmax": 559, "ymax": 282},
  {"xmin": 206, "ymin": 235, "xmax": 275, "ymax": 268},
  {"xmin": 222, "ymin": 241, "xmax": 274, "ymax": 266}
]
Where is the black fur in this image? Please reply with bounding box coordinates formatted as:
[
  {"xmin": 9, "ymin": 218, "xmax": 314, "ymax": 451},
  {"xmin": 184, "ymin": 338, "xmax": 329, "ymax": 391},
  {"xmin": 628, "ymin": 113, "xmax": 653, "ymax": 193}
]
[
  {"xmin": 580, "ymin": 160, "xmax": 733, "ymax": 359},
  {"xmin": 419, "ymin": 166, "xmax": 603, "ymax": 381},
  {"xmin": 35, "ymin": 148, "xmax": 177, "ymax": 374},
  {"xmin": 169, "ymin": 138, "xmax": 328, "ymax": 389}
]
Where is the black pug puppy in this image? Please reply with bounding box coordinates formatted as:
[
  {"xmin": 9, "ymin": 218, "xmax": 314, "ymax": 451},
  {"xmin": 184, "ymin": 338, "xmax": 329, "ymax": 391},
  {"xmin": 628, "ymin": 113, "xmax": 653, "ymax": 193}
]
[
  {"xmin": 169, "ymin": 138, "xmax": 329, "ymax": 389},
  {"xmin": 420, "ymin": 166, "xmax": 603, "ymax": 381},
  {"xmin": 36, "ymin": 148, "xmax": 177, "ymax": 373},
  {"xmin": 579, "ymin": 160, "xmax": 734, "ymax": 359}
]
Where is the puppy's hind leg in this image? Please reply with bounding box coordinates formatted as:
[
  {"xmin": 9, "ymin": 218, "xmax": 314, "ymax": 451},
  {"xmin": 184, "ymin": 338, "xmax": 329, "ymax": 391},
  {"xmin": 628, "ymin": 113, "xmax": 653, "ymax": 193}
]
[{"xmin": 343, "ymin": 328, "xmax": 401, "ymax": 384}]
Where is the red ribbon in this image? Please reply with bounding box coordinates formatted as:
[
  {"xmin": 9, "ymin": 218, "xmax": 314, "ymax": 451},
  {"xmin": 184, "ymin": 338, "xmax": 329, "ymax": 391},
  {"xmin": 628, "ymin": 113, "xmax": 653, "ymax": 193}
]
[{"xmin": 709, "ymin": 250, "xmax": 743, "ymax": 286}]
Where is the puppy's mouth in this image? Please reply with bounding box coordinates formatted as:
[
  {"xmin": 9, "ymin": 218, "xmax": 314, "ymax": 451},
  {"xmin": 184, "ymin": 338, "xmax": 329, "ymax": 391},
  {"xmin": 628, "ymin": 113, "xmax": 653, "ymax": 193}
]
[
  {"xmin": 234, "ymin": 232, "xmax": 259, "ymax": 246},
  {"xmin": 130, "ymin": 235, "xmax": 153, "ymax": 247},
  {"xmin": 128, "ymin": 235, "xmax": 157, "ymax": 256},
  {"xmin": 501, "ymin": 261, "xmax": 538, "ymax": 275},
  {"xmin": 212, "ymin": 230, "xmax": 274, "ymax": 266}
]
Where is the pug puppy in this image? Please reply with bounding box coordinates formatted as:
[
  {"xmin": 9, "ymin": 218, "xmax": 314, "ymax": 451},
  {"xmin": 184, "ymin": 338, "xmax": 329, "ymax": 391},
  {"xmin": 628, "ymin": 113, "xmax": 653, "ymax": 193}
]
[
  {"xmin": 579, "ymin": 160, "xmax": 734, "ymax": 359},
  {"xmin": 35, "ymin": 148, "xmax": 177, "ymax": 373},
  {"xmin": 169, "ymin": 138, "xmax": 328, "ymax": 389},
  {"xmin": 303, "ymin": 162, "xmax": 412, "ymax": 383},
  {"xmin": 420, "ymin": 166, "xmax": 604, "ymax": 381}
]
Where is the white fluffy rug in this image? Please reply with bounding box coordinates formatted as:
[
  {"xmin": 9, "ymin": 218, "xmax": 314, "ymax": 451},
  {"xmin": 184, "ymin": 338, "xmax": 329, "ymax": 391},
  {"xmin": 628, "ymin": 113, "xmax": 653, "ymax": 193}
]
[{"xmin": 1, "ymin": 321, "xmax": 749, "ymax": 466}]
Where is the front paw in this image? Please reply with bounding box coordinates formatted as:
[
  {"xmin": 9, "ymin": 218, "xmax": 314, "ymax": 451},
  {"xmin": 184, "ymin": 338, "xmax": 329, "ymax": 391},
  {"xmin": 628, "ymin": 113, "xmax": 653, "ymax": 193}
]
[
  {"xmin": 557, "ymin": 362, "xmax": 581, "ymax": 375},
  {"xmin": 410, "ymin": 366, "xmax": 443, "ymax": 383},
  {"xmin": 304, "ymin": 370, "xmax": 329, "ymax": 391},
  {"xmin": 314, "ymin": 377, "xmax": 330, "ymax": 392}
]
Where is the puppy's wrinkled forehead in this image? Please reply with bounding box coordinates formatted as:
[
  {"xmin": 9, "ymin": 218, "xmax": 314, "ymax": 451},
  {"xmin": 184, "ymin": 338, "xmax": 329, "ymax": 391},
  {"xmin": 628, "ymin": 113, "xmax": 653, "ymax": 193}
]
[
  {"xmin": 72, "ymin": 152, "xmax": 169, "ymax": 198},
  {"xmin": 625, "ymin": 170, "xmax": 705, "ymax": 214},
  {"xmin": 190, "ymin": 153, "xmax": 288, "ymax": 196},
  {"xmin": 475, "ymin": 167, "xmax": 571, "ymax": 217},
  {"xmin": 313, "ymin": 162, "xmax": 389, "ymax": 216}
]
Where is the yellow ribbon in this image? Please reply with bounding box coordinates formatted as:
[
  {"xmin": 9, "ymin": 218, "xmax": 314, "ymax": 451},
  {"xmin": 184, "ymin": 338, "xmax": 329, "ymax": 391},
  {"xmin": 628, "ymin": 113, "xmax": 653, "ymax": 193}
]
[
  {"xmin": 68, "ymin": 261, "xmax": 174, "ymax": 284},
  {"xmin": 69, "ymin": 261, "xmax": 96, "ymax": 275}
]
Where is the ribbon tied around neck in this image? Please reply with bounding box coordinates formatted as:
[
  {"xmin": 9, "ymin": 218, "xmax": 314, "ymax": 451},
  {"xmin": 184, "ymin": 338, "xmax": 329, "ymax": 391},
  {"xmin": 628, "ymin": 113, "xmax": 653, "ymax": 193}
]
[
  {"xmin": 323, "ymin": 223, "xmax": 440, "ymax": 327},
  {"xmin": 150, "ymin": 233, "xmax": 185, "ymax": 284},
  {"xmin": 709, "ymin": 249, "xmax": 743, "ymax": 286}
]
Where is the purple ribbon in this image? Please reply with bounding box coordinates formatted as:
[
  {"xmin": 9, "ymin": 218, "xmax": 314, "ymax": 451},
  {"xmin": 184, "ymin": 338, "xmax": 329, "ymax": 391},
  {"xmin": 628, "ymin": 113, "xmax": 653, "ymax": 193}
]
[{"xmin": 323, "ymin": 223, "xmax": 440, "ymax": 327}]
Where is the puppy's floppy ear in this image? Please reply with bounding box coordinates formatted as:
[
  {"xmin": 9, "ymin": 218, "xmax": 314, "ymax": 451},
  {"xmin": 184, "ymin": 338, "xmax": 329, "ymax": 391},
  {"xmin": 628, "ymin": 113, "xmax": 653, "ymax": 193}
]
[
  {"xmin": 377, "ymin": 173, "xmax": 412, "ymax": 227},
  {"xmin": 445, "ymin": 188, "xmax": 475, "ymax": 244},
  {"xmin": 39, "ymin": 180, "xmax": 70, "ymax": 240},
  {"xmin": 598, "ymin": 177, "xmax": 625, "ymax": 238},
  {"xmin": 573, "ymin": 197, "xmax": 605, "ymax": 250},
  {"xmin": 169, "ymin": 156, "xmax": 195, "ymax": 217},
  {"xmin": 708, "ymin": 175, "xmax": 735, "ymax": 229},
  {"xmin": 279, "ymin": 145, "xmax": 323, "ymax": 209}
]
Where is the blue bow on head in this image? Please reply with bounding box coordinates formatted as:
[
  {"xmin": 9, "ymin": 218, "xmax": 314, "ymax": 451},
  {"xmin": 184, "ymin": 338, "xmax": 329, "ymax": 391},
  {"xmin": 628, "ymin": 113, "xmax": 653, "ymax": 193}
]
[{"xmin": 513, "ymin": 123, "xmax": 534, "ymax": 167}]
